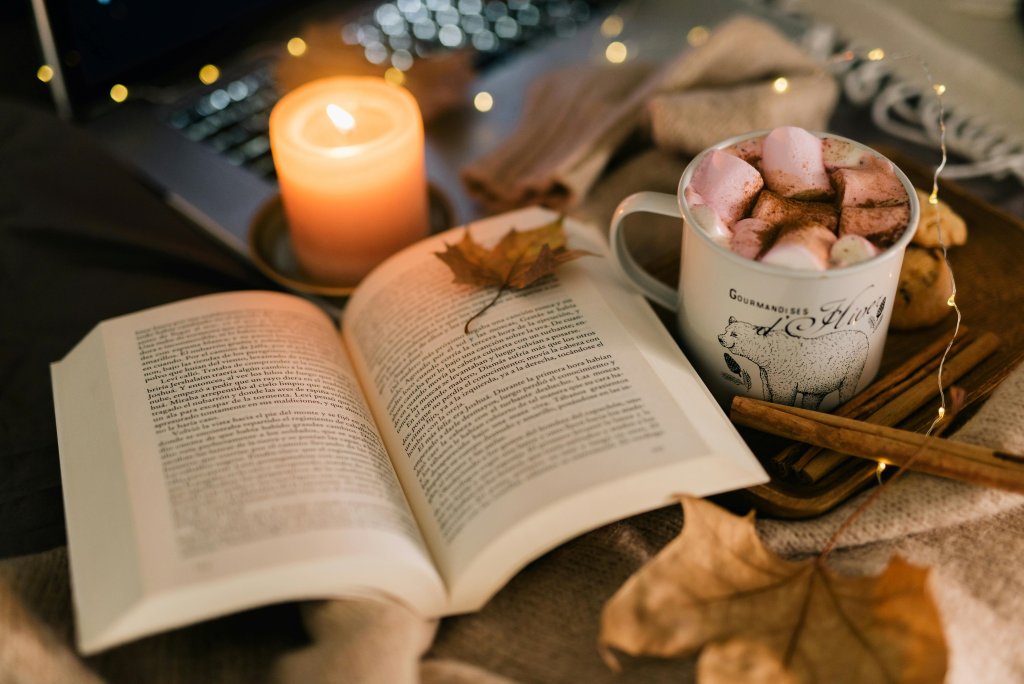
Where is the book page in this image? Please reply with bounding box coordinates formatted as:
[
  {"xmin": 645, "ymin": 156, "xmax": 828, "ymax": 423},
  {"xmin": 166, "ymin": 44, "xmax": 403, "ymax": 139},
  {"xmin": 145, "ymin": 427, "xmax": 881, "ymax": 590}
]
[
  {"xmin": 56, "ymin": 291, "xmax": 445, "ymax": 652},
  {"xmin": 343, "ymin": 208, "xmax": 766, "ymax": 610}
]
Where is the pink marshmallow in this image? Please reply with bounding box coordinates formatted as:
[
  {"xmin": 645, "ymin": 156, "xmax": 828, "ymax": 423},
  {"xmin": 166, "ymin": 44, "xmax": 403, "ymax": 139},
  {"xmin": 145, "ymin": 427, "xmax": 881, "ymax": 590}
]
[
  {"xmin": 750, "ymin": 190, "xmax": 839, "ymax": 233},
  {"xmin": 838, "ymin": 205, "xmax": 911, "ymax": 247},
  {"xmin": 722, "ymin": 136, "xmax": 764, "ymax": 169},
  {"xmin": 831, "ymin": 158, "xmax": 909, "ymax": 208},
  {"xmin": 830, "ymin": 234, "xmax": 880, "ymax": 266},
  {"xmin": 730, "ymin": 218, "xmax": 777, "ymax": 260},
  {"xmin": 822, "ymin": 138, "xmax": 874, "ymax": 172},
  {"xmin": 687, "ymin": 149, "xmax": 764, "ymax": 227},
  {"xmin": 759, "ymin": 222, "xmax": 836, "ymax": 271},
  {"xmin": 684, "ymin": 186, "xmax": 732, "ymax": 245},
  {"xmin": 760, "ymin": 126, "xmax": 833, "ymax": 201}
]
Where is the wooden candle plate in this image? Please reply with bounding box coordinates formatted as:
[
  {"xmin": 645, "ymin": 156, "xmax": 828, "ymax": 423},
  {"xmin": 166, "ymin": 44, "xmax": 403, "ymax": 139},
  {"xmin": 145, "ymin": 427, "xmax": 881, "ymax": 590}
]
[{"xmin": 645, "ymin": 149, "xmax": 1024, "ymax": 518}]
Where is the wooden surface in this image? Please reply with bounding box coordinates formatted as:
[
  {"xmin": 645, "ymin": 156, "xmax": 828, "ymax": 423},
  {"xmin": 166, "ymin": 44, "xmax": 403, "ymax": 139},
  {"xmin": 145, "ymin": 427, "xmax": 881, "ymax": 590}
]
[{"xmin": 645, "ymin": 149, "xmax": 1024, "ymax": 518}]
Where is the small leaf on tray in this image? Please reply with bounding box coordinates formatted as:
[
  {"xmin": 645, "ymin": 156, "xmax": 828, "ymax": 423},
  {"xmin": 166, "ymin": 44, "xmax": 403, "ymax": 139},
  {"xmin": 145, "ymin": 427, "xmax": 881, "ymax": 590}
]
[
  {"xmin": 435, "ymin": 216, "xmax": 595, "ymax": 333},
  {"xmin": 599, "ymin": 496, "xmax": 947, "ymax": 684}
]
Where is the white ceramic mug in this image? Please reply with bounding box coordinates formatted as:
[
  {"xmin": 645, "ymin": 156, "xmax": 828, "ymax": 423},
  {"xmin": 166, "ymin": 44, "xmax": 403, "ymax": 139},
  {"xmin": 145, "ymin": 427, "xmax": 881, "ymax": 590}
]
[{"xmin": 610, "ymin": 131, "xmax": 920, "ymax": 410}]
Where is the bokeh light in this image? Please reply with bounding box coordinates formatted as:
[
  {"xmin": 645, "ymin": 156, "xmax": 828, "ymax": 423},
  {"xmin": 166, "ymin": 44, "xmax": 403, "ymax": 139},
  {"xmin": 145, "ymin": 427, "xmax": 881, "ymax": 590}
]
[
  {"xmin": 600, "ymin": 14, "xmax": 623, "ymax": 38},
  {"xmin": 36, "ymin": 65, "xmax": 54, "ymax": 83},
  {"xmin": 687, "ymin": 26, "xmax": 708, "ymax": 47},
  {"xmin": 110, "ymin": 84, "xmax": 128, "ymax": 102},
  {"xmin": 605, "ymin": 41, "xmax": 627, "ymax": 63},
  {"xmin": 474, "ymin": 91, "xmax": 493, "ymax": 112},
  {"xmin": 287, "ymin": 37, "xmax": 307, "ymax": 56},
  {"xmin": 384, "ymin": 67, "xmax": 407, "ymax": 86},
  {"xmin": 199, "ymin": 64, "xmax": 220, "ymax": 85}
]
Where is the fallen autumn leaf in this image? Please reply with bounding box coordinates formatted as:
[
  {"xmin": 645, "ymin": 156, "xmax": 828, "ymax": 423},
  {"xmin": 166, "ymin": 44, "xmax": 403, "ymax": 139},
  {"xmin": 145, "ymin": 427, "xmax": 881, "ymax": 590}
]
[
  {"xmin": 435, "ymin": 216, "xmax": 595, "ymax": 333},
  {"xmin": 599, "ymin": 496, "xmax": 947, "ymax": 684}
]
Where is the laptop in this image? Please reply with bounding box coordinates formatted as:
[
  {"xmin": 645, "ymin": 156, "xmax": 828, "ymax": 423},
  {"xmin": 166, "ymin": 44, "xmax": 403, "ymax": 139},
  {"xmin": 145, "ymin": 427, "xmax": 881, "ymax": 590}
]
[{"xmin": 30, "ymin": 0, "xmax": 608, "ymax": 256}]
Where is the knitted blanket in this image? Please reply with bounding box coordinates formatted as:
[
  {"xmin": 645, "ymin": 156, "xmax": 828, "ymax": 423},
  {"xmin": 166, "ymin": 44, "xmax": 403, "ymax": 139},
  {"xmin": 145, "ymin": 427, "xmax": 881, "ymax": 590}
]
[{"xmin": 3, "ymin": 358, "xmax": 1023, "ymax": 684}]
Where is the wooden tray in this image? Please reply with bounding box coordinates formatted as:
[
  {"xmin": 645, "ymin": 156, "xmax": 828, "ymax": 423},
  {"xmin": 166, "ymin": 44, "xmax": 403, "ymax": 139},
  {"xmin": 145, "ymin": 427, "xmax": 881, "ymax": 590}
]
[{"xmin": 645, "ymin": 149, "xmax": 1024, "ymax": 518}]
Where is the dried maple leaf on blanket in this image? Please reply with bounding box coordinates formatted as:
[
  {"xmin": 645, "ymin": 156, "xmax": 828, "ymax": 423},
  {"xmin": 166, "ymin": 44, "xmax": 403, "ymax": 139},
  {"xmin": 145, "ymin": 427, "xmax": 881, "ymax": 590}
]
[
  {"xmin": 599, "ymin": 496, "xmax": 947, "ymax": 684},
  {"xmin": 435, "ymin": 216, "xmax": 595, "ymax": 333}
]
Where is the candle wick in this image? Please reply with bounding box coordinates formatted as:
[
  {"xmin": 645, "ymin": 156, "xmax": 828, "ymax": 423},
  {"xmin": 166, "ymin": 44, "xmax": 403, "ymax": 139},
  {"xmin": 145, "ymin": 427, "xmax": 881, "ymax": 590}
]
[{"xmin": 326, "ymin": 104, "xmax": 355, "ymax": 134}]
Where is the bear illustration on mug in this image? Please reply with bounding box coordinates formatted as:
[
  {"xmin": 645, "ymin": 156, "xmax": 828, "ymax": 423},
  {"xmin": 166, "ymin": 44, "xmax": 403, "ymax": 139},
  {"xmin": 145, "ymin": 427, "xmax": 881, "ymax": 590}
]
[{"xmin": 718, "ymin": 316, "xmax": 869, "ymax": 410}]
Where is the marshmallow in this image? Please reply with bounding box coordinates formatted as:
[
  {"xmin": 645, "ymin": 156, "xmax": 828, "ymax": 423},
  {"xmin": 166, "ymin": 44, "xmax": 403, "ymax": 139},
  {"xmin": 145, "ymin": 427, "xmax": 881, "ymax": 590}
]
[
  {"xmin": 760, "ymin": 221, "xmax": 837, "ymax": 271},
  {"xmin": 760, "ymin": 126, "xmax": 833, "ymax": 201},
  {"xmin": 687, "ymin": 150, "xmax": 764, "ymax": 226},
  {"xmin": 722, "ymin": 136, "xmax": 764, "ymax": 169},
  {"xmin": 838, "ymin": 204, "xmax": 911, "ymax": 247},
  {"xmin": 830, "ymin": 234, "xmax": 880, "ymax": 266},
  {"xmin": 832, "ymin": 158, "xmax": 909, "ymax": 208},
  {"xmin": 750, "ymin": 190, "xmax": 839, "ymax": 233},
  {"xmin": 822, "ymin": 138, "xmax": 873, "ymax": 172},
  {"xmin": 730, "ymin": 218, "xmax": 778, "ymax": 260},
  {"xmin": 684, "ymin": 185, "xmax": 733, "ymax": 246}
]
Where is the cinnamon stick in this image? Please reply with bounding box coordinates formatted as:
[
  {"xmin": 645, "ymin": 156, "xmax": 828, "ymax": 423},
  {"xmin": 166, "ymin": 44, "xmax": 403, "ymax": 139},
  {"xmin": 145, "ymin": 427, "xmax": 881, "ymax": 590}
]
[
  {"xmin": 788, "ymin": 331, "xmax": 976, "ymax": 473},
  {"xmin": 768, "ymin": 327, "xmax": 965, "ymax": 476},
  {"xmin": 731, "ymin": 397, "xmax": 1024, "ymax": 494},
  {"xmin": 797, "ymin": 331, "xmax": 1000, "ymax": 483}
]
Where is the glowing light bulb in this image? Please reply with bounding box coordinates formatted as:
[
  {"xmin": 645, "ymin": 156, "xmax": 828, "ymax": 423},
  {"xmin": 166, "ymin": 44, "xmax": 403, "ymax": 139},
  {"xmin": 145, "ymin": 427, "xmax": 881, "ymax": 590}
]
[
  {"xmin": 110, "ymin": 84, "xmax": 128, "ymax": 102},
  {"xmin": 384, "ymin": 67, "xmax": 406, "ymax": 86},
  {"xmin": 36, "ymin": 65, "xmax": 54, "ymax": 83},
  {"xmin": 687, "ymin": 26, "xmax": 708, "ymax": 47},
  {"xmin": 288, "ymin": 37, "xmax": 308, "ymax": 56},
  {"xmin": 929, "ymin": 190, "xmax": 939, "ymax": 204},
  {"xmin": 326, "ymin": 104, "xmax": 355, "ymax": 133},
  {"xmin": 600, "ymin": 15, "xmax": 623, "ymax": 38},
  {"xmin": 474, "ymin": 91, "xmax": 493, "ymax": 112},
  {"xmin": 868, "ymin": 48, "xmax": 884, "ymax": 61},
  {"xmin": 773, "ymin": 77, "xmax": 788, "ymax": 92},
  {"xmin": 934, "ymin": 84, "xmax": 946, "ymax": 95},
  {"xmin": 199, "ymin": 64, "xmax": 220, "ymax": 85},
  {"xmin": 605, "ymin": 41, "xmax": 627, "ymax": 63},
  {"xmin": 877, "ymin": 462, "xmax": 886, "ymax": 473},
  {"xmin": 947, "ymin": 293, "xmax": 956, "ymax": 307},
  {"xmin": 938, "ymin": 406, "xmax": 946, "ymax": 418}
]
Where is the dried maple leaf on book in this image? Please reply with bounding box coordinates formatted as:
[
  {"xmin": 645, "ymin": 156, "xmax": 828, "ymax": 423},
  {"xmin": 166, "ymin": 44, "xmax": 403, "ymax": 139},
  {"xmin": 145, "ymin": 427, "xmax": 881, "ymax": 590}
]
[
  {"xmin": 599, "ymin": 496, "xmax": 947, "ymax": 684},
  {"xmin": 435, "ymin": 216, "xmax": 595, "ymax": 333}
]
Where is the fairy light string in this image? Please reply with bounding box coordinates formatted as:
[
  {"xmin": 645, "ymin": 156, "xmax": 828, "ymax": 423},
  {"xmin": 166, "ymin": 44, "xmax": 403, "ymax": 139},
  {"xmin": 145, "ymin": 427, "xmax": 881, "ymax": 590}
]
[{"xmin": 829, "ymin": 49, "xmax": 961, "ymax": 443}]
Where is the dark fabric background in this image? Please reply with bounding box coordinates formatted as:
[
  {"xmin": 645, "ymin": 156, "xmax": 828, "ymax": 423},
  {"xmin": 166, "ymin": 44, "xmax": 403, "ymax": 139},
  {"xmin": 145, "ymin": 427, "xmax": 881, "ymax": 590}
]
[{"xmin": 0, "ymin": 99, "xmax": 273, "ymax": 559}]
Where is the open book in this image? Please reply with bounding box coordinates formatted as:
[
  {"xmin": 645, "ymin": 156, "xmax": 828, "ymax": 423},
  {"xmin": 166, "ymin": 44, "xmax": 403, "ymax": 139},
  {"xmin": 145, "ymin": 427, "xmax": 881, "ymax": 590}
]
[{"xmin": 51, "ymin": 207, "xmax": 767, "ymax": 654}]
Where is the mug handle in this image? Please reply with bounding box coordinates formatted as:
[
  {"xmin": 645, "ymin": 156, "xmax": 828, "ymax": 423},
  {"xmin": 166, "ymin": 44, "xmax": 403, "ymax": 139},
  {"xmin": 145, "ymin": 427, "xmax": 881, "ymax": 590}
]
[{"xmin": 609, "ymin": 191, "xmax": 683, "ymax": 311}]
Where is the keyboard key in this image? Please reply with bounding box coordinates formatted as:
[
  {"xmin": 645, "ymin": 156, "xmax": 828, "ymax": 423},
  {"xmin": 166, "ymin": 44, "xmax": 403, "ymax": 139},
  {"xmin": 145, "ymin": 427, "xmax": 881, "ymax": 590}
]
[
  {"xmin": 239, "ymin": 135, "xmax": 271, "ymax": 160},
  {"xmin": 184, "ymin": 119, "xmax": 218, "ymax": 141},
  {"xmin": 243, "ymin": 110, "xmax": 271, "ymax": 134},
  {"xmin": 208, "ymin": 126, "xmax": 250, "ymax": 152},
  {"xmin": 168, "ymin": 110, "xmax": 192, "ymax": 129},
  {"xmin": 246, "ymin": 154, "xmax": 277, "ymax": 177},
  {"xmin": 227, "ymin": 80, "xmax": 249, "ymax": 101}
]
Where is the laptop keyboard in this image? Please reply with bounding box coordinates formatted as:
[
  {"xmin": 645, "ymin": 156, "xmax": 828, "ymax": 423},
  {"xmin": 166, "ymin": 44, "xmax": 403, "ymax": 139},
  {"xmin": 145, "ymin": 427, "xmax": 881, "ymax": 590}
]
[
  {"xmin": 165, "ymin": 0, "xmax": 606, "ymax": 181},
  {"xmin": 168, "ymin": 68, "xmax": 281, "ymax": 179}
]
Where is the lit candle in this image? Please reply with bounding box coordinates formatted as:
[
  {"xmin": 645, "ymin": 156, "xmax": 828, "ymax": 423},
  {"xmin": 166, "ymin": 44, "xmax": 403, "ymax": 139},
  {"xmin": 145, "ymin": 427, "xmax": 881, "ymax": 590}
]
[{"xmin": 269, "ymin": 76, "xmax": 429, "ymax": 285}]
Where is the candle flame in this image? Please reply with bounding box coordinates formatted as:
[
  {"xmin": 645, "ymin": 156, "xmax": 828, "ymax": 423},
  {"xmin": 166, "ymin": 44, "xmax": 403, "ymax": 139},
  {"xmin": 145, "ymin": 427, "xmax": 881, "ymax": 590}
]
[{"xmin": 326, "ymin": 104, "xmax": 355, "ymax": 134}]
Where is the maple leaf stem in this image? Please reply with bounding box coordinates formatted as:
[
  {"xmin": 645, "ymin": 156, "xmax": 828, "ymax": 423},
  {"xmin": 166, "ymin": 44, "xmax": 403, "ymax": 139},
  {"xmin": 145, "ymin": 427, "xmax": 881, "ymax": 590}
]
[
  {"xmin": 463, "ymin": 251, "xmax": 526, "ymax": 335},
  {"xmin": 464, "ymin": 283, "xmax": 508, "ymax": 335},
  {"xmin": 816, "ymin": 387, "xmax": 966, "ymax": 567}
]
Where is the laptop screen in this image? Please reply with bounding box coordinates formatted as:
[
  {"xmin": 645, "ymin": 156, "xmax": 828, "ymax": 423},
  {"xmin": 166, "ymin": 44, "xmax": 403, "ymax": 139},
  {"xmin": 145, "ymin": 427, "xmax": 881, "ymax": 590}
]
[{"xmin": 35, "ymin": 0, "xmax": 311, "ymax": 117}]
